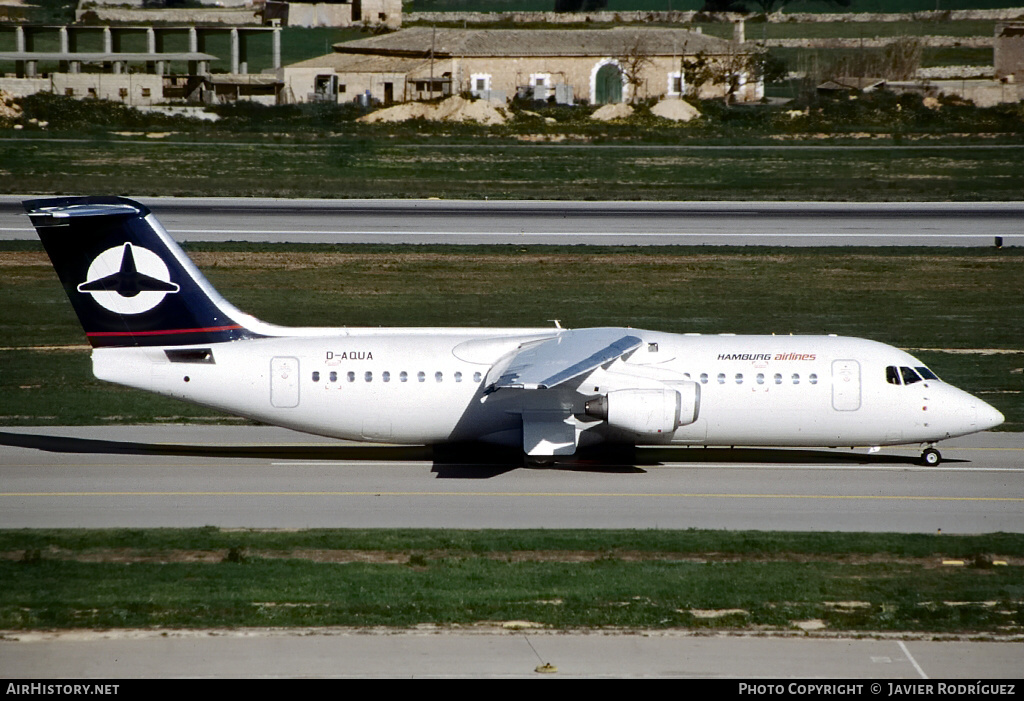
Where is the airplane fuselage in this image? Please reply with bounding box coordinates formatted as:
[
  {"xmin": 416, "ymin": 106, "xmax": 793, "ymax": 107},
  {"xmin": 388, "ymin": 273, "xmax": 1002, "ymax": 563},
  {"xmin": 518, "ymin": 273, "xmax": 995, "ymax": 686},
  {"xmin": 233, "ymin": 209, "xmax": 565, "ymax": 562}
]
[{"xmin": 92, "ymin": 328, "xmax": 999, "ymax": 451}]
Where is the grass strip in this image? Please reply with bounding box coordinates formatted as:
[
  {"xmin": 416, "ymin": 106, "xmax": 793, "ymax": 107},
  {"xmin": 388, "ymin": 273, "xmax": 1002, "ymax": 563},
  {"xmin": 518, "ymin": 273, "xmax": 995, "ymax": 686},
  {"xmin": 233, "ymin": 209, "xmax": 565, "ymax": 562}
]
[
  {"xmin": 2, "ymin": 528, "xmax": 1022, "ymax": 633},
  {"xmin": 5, "ymin": 138, "xmax": 1024, "ymax": 201}
]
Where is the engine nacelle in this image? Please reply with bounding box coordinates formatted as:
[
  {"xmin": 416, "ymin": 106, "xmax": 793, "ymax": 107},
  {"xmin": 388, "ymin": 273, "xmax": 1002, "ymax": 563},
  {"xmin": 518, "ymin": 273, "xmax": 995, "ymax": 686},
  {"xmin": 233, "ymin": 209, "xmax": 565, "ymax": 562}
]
[{"xmin": 584, "ymin": 384, "xmax": 700, "ymax": 436}]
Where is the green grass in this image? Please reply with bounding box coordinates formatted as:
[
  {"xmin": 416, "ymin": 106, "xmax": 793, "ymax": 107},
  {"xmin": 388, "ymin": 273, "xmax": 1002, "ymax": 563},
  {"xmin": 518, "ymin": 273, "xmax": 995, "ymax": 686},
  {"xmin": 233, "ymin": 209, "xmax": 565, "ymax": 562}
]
[
  {"xmin": 747, "ymin": 20, "xmax": 999, "ymax": 39},
  {"xmin": 4, "ymin": 138, "xmax": 1024, "ymax": 201},
  {"xmin": 2, "ymin": 528, "xmax": 1022, "ymax": 632},
  {"xmin": 922, "ymin": 46, "xmax": 995, "ymax": 67},
  {"xmin": 8, "ymin": 527, "xmax": 1024, "ymax": 554},
  {"xmin": 2, "ymin": 245, "xmax": 1021, "ymax": 428}
]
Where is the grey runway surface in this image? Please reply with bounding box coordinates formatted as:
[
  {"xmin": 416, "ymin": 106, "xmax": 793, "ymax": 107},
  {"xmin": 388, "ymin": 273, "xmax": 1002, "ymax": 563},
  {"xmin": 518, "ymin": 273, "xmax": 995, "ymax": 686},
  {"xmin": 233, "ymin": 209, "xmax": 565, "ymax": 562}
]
[
  {"xmin": 2, "ymin": 627, "xmax": 1022, "ymax": 679},
  {"xmin": 1, "ymin": 426, "xmax": 1021, "ymax": 532},
  {"xmin": 2, "ymin": 197, "xmax": 1021, "ymax": 246}
]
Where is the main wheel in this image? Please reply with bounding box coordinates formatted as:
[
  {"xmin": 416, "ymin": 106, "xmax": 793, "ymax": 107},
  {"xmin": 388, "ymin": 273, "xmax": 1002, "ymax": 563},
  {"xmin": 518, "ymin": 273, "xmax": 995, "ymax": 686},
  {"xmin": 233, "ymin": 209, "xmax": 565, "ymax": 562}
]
[{"xmin": 920, "ymin": 448, "xmax": 942, "ymax": 466}]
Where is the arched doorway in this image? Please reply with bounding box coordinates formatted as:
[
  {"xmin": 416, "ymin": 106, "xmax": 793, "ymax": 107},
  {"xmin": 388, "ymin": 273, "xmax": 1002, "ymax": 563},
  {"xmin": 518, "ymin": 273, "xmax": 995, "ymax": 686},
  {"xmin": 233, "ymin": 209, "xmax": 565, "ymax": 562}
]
[{"xmin": 594, "ymin": 62, "xmax": 623, "ymax": 104}]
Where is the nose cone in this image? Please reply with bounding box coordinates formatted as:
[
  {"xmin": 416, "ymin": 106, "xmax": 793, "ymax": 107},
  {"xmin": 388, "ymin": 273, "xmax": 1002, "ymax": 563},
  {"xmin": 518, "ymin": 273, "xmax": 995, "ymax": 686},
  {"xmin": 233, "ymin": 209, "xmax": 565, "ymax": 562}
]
[
  {"xmin": 977, "ymin": 400, "xmax": 1005, "ymax": 432},
  {"xmin": 935, "ymin": 386, "xmax": 1005, "ymax": 439}
]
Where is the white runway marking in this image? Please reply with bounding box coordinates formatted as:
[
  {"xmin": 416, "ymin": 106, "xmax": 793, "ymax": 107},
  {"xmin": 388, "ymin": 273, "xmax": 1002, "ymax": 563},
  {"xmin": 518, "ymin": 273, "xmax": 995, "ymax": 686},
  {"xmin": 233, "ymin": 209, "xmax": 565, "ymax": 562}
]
[{"xmin": 898, "ymin": 641, "xmax": 929, "ymax": 679}]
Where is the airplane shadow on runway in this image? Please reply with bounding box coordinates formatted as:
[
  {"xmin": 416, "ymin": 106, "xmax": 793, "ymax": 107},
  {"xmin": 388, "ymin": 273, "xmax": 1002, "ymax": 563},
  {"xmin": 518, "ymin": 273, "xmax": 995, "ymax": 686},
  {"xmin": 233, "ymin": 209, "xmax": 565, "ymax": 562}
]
[
  {"xmin": 0, "ymin": 430, "xmax": 961, "ymax": 478},
  {"xmin": 0, "ymin": 430, "xmax": 629, "ymax": 478}
]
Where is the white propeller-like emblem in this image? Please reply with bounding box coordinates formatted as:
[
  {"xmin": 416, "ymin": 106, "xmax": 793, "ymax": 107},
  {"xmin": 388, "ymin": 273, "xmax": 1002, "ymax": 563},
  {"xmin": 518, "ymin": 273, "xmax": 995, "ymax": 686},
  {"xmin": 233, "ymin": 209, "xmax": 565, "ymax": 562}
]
[{"xmin": 77, "ymin": 243, "xmax": 180, "ymax": 314}]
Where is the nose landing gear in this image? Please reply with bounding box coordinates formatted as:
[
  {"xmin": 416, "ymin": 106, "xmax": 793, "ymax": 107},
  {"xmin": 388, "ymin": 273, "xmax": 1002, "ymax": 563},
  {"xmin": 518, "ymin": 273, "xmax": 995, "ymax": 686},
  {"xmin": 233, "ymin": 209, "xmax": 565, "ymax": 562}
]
[{"xmin": 920, "ymin": 446, "xmax": 942, "ymax": 466}]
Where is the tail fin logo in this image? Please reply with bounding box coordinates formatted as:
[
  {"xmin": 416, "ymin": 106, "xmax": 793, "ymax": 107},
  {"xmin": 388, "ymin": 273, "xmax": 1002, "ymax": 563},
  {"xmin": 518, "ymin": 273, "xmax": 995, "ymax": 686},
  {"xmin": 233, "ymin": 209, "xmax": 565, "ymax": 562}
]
[{"xmin": 77, "ymin": 243, "xmax": 181, "ymax": 315}]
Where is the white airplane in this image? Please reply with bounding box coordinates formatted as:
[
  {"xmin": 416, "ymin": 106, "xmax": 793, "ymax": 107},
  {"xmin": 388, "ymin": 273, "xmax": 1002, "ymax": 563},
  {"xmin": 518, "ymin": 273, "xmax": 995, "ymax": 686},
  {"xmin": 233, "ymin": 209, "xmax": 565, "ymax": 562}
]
[{"xmin": 26, "ymin": 196, "xmax": 1004, "ymax": 466}]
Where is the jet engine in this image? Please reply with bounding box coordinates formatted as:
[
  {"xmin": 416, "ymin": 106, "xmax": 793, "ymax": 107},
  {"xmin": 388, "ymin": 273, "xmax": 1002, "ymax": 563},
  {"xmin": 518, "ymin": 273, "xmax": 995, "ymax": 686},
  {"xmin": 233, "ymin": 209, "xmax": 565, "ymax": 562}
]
[{"xmin": 584, "ymin": 384, "xmax": 700, "ymax": 436}]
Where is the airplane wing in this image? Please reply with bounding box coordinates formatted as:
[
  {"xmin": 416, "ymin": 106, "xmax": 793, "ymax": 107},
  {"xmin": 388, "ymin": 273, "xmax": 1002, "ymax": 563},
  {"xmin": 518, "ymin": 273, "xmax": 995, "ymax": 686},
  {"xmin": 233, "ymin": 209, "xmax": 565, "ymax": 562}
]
[{"xmin": 489, "ymin": 329, "xmax": 643, "ymax": 391}]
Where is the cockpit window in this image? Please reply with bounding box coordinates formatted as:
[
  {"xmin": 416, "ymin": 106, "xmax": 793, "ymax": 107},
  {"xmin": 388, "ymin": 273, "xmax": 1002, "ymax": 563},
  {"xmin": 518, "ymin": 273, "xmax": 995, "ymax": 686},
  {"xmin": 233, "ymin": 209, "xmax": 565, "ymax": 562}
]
[
  {"xmin": 916, "ymin": 366, "xmax": 939, "ymax": 381},
  {"xmin": 886, "ymin": 366, "xmax": 901, "ymax": 385},
  {"xmin": 900, "ymin": 366, "xmax": 922, "ymax": 385}
]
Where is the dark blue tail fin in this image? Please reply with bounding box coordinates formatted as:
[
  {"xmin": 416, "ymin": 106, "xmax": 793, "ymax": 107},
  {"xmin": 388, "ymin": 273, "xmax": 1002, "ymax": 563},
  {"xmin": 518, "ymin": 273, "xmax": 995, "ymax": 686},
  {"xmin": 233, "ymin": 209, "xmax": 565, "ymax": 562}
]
[{"xmin": 25, "ymin": 196, "xmax": 262, "ymax": 348}]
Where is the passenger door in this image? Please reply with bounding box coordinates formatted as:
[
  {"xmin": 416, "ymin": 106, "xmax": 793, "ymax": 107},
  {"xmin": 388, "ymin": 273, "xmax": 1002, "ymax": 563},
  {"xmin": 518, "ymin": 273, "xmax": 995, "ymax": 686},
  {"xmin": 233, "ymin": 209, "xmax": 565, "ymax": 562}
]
[
  {"xmin": 270, "ymin": 356, "xmax": 300, "ymax": 408},
  {"xmin": 832, "ymin": 359, "xmax": 861, "ymax": 411}
]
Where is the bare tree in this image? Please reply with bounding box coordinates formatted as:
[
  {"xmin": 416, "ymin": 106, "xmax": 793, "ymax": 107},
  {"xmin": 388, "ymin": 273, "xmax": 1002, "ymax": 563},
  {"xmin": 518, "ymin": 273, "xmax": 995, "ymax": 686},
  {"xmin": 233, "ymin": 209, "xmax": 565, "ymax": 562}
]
[
  {"xmin": 616, "ymin": 34, "xmax": 655, "ymax": 104},
  {"xmin": 684, "ymin": 49, "xmax": 766, "ymax": 103},
  {"xmin": 682, "ymin": 51, "xmax": 717, "ymax": 100},
  {"xmin": 720, "ymin": 50, "xmax": 767, "ymax": 103}
]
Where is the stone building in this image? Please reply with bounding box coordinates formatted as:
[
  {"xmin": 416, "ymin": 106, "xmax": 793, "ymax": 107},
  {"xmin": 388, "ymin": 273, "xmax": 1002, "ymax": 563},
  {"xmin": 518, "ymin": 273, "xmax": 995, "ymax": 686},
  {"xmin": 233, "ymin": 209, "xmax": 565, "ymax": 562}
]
[
  {"xmin": 263, "ymin": 0, "xmax": 402, "ymax": 29},
  {"xmin": 0, "ymin": 24, "xmax": 281, "ymax": 105},
  {"xmin": 280, "ymin": 27, "xmax": 762, "ymax": 106}
]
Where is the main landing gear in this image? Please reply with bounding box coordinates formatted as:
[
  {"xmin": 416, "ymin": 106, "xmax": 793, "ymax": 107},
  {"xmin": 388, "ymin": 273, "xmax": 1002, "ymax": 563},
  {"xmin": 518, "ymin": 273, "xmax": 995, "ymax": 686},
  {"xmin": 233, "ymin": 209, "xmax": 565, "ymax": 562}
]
[{"xmin": 920, "ymin": 446, "xmax": 942, "ymax": 466}]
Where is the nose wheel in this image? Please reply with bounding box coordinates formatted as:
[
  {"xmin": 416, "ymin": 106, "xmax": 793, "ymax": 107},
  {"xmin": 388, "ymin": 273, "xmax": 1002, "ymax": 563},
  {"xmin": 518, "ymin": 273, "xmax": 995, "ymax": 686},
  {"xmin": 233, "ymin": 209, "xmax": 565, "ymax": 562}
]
[{"xmin": 920, "ymin": 447, "xmax": 942, "ymax": 466}]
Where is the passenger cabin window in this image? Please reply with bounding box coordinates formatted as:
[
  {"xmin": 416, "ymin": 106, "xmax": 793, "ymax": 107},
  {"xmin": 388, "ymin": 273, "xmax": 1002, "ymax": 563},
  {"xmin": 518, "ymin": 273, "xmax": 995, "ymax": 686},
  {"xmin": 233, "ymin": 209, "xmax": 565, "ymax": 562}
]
[
  {"xmin": 329, "ymin": 371, "xmax": 337, "ymax": 383},
  {"xmin": 455, "ymin": 371, "xmax": 463, "ymax": 383},
  {"xmin": 700, "ymin": 373, "xmax": 708, "ymax": 384},
  {"xmin": 382, "ymin": 371, "xmax": 390, "ymax": 382},
  {"xmin": 774, "ymin": 373, "xmax": 782, "ymax": 385},
  {"xmin": 717, "ymin": 373, "xmax": 726, "ymax": 385},
  {"xmin": 809, "ymin": 373, "xmax": 818, "ymax": 385},
  {"xmin": 400, "ymin": 371, "xmax": 408, "ymax": 382},
  {"xmin": 347, "ymin": 371, "xmax": 355, "ymax": 383},
  {"xmin": 435, "ymin": 372, "xmax": 443, "ymax": 383},
  {"xmin": 418, "ymin": 371, "xmax": 426, "ymax": 383},
  {"xmin": 312, "ymin": 371, "xmax": 320, "ymax": 382},
  {"xmin": 473, "ymin": 372, "xmax": 482, "ymax": 383},
  {"xmin": 756, "ymin": 373, "xmax": 764, "ymax": 384},
  {"xmin": 735, "ymin": 373, "xmax": 743, "ymax": 384}
]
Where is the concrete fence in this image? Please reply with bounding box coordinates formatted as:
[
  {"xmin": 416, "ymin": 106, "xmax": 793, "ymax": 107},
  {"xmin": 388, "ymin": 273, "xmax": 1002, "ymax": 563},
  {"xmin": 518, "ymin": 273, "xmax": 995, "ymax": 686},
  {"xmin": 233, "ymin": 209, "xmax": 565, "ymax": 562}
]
[{"xmin": 406, "ymin": 8, "xmax": 1024, "ymax": 25}]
